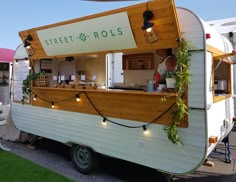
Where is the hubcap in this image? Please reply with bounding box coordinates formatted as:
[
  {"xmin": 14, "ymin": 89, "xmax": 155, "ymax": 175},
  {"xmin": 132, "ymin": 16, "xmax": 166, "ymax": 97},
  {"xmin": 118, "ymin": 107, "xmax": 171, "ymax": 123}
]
[{"xmin": 76, "ymin": 147, "xmax": 90, "ymax": 167}]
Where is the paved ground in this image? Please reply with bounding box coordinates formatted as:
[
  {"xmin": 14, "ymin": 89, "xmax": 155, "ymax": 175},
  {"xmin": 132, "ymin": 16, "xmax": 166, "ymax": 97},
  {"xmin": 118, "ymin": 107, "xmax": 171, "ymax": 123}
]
[{"xmin": 1, "ymin": 128, "xmax": 236, "ymax": 182}]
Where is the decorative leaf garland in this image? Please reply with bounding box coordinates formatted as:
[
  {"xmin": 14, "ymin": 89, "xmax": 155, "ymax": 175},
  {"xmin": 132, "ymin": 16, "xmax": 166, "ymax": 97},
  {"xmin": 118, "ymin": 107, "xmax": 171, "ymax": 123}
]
[
  {"xmin": 21, "ymin": 72, "xmax": 40, "ymax": 104},
  {"xmin": 164, "ymin": 39, "xmax": 192, "ymax": 145}
]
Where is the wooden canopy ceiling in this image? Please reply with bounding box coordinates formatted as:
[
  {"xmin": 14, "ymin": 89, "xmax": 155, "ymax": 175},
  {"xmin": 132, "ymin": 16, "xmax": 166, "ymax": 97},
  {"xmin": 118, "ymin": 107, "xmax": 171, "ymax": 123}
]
[{"xmin": 19, "ymin": 0, "xmax": 181, "ymax": 59}]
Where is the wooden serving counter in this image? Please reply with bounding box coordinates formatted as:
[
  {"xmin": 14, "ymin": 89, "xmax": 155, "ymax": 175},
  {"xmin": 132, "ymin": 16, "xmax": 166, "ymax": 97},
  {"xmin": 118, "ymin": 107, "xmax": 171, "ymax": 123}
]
[{"xmin": 31, "ymin": 87, "xmax": 187, "ymax": 127}]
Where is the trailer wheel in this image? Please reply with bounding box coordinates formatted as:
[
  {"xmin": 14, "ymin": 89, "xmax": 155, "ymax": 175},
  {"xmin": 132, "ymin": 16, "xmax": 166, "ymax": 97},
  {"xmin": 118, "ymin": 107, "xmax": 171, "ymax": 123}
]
[{"xmin": 71, "ymin": 144, "xmax": 98, "ymax": 174}]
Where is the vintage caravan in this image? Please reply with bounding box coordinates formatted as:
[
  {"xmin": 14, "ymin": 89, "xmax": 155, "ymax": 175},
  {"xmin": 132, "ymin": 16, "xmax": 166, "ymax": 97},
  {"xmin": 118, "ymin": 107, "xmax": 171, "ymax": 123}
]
[{"xmin": 11, "ymin": 0, "xmax": 236, "ymax": 176}]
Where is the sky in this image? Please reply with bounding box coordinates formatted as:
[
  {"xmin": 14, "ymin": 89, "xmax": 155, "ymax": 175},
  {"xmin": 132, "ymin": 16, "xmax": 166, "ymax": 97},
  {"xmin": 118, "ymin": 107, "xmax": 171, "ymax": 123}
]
[{"xmin": 0, "ymin": 0, "xmax": 235, "ymax": 51}]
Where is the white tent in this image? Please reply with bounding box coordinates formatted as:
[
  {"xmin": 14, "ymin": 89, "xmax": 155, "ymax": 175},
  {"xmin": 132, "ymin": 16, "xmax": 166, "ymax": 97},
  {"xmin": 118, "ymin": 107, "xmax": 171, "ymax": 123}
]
[
  {"xmin": 208, "ymin": 17, "xmax": 236, "ymax": 51},
  {"xmin": 14, "ymin": 43, "xmax": 28, "ymax": 60}
]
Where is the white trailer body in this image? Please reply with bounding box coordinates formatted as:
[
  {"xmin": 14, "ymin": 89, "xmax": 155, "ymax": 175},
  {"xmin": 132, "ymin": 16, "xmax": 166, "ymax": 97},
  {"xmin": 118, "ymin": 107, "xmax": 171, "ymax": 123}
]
[{"xmin": 10, "ymin": 5, "xmax": 235, "ymax": 175}]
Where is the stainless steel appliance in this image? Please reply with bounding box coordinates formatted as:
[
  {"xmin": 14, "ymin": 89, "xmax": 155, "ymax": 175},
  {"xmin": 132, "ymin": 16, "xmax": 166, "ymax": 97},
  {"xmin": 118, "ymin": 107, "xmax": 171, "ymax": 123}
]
[{"xmin": 214, "ymin": 80, "xmax": 227, "ymax": 94}]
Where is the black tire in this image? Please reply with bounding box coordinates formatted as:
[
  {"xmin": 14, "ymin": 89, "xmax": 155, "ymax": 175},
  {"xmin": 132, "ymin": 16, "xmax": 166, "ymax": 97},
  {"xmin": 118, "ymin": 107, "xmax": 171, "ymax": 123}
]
[{"xmin": 71, "ymin": 144, "xmax": 98, "ymax": 174}]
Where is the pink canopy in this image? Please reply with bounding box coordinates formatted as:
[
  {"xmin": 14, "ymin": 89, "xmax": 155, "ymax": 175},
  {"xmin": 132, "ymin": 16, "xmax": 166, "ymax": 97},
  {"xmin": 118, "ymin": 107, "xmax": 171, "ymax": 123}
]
[{"xmin": 0, "ymin": 48, "xmax": 14, "ymax": 63}]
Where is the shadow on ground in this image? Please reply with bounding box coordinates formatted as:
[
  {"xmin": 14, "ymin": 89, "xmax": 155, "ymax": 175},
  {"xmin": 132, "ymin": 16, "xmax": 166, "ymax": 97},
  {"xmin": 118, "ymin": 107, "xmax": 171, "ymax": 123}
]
[{"xmin": 34, "ymin": 138, "xmax": 168, "ymax": 181}]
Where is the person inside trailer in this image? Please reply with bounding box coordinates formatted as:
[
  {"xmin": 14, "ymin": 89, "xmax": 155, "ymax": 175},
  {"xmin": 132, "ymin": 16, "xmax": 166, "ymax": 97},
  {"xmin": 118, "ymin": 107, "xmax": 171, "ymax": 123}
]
[{"xmin": 154, "ymin": 48, "xmax": 177, "ymax": 89}]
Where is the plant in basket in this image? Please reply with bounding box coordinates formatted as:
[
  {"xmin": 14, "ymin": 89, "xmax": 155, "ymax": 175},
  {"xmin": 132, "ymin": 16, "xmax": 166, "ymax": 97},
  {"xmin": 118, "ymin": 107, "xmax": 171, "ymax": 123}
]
[
  {"xmin": 164, "ymin": 70, "xmax": 177, "ymax": 78},
  {"xmin": 164, "ymin": 70, "xmax": 177, "ymax": 89}
]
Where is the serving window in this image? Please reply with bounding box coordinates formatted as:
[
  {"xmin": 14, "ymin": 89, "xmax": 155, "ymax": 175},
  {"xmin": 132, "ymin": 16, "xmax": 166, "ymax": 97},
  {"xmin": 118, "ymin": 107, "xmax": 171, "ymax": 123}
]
[{"xmin": 213, "ymin": 58, "xmax": 232, "ymax": 102}]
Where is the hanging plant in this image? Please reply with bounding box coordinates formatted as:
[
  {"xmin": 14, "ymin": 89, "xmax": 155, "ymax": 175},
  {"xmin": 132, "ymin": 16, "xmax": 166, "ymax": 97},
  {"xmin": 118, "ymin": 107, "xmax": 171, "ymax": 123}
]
[
  {"xmin": 21, "ymin": 72, "xmax": 41, "ymax": 104},
  {"xmin": 164, "ymin": 39, "xmax": 192, "ymax": 145}
]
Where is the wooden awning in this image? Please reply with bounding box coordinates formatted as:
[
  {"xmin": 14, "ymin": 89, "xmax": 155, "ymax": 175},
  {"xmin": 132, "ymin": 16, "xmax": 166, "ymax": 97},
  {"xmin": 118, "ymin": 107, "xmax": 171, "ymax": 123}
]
[
  {"xmin": 18, "ymin": 0, "xmax": 181, "ymax": 59},
  {"xmin": 213, "ymin": 52, "xmax": 236, "ymax": 64}
]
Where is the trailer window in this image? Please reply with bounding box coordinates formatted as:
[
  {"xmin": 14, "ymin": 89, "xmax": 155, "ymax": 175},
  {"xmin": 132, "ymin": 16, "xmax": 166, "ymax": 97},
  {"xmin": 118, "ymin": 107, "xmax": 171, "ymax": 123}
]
[{"xmin": 213, "ymin": 59, "xmax": 232, "ymax": 102}]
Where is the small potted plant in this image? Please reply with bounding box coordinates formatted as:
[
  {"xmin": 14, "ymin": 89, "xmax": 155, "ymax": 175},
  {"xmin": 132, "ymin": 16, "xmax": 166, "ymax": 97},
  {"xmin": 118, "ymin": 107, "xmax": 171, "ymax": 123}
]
[{"xmin": 165, "ymin": 70, "xmax": 177, "ymax": 89}]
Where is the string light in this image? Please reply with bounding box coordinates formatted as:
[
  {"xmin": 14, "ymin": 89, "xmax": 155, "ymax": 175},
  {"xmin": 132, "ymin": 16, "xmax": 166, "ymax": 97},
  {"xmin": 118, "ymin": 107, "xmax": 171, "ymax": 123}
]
[
  {"xmin": 102, "ymin": 117, "xmax": 107, "ymax": 126},
  {"xmin": 33, "ymin": 95, "xmax": 37, "ymax": 101},
  {"xmin": 142, "ymin": 125, "xmax": 149, "ymax": 135},
  {"xmin": 51, "ymin": 102, "xmax": 55, "ymax": 109},
  {"xmin": 76, "ymin": 94, "xmax": 80, "ymax": 102},
  {"xmin": 29, "ymin": 90, "xmax": 175, "ymax": 134}
]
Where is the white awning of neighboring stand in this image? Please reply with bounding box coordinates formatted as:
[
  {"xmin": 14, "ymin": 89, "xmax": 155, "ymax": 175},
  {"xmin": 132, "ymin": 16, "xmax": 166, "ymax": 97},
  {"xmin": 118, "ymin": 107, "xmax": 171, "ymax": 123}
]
[{"xmin": 14, "ymin": 44, "xmax": 28, "ymax": 60}]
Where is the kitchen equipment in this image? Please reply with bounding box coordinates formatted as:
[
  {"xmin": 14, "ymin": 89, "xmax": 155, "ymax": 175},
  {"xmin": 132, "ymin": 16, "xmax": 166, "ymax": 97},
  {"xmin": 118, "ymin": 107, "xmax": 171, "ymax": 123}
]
[{"xmin": 214, "ymin": 80, "xmax": 227, "ymax": 94}]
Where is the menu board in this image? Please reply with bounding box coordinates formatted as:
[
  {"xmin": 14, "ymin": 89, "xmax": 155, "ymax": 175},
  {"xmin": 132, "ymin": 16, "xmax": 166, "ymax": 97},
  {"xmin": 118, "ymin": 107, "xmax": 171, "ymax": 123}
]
[{"xmin": 13, "ymin": 61, "xmax": 30, "ymax": 102}]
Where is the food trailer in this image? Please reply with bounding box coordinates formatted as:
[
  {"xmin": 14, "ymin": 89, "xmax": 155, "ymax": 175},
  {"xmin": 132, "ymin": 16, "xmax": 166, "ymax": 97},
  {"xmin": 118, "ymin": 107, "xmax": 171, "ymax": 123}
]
[{"xmin": 11, "ymin": 0, "xmax": 236, "ymax": 176}]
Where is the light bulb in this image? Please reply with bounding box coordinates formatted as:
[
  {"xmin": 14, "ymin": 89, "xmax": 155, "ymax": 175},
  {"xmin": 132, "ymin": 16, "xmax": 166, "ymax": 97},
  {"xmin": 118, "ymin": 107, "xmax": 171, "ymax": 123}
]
[
  {"xmin": 33, "ymin": 95, "xmax": 37, "ymax": 101},
  {"xmin": 102, "ymin": 118, "xmax": 107, "ymax": 126},
  {"xmin": 146, "ymin": 27, "xmax": 152, "ymax": 33},
  {"xmin": 142, "ymin": 125, "xmax": 150, "ymax": 135},
  {"xmin": 76, "ymin": 94, "xmax": 80, "ymax": 102},
  {"xmin": 51, "ymin": 102, "xmax": 55, "ymax": 109}
]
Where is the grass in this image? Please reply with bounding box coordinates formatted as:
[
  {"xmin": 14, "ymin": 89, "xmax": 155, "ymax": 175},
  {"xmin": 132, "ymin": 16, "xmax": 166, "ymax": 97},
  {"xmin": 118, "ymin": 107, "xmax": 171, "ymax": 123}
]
[{"xmin": 0, "ymin": 150, "xmax": 75, "ymax": 182}]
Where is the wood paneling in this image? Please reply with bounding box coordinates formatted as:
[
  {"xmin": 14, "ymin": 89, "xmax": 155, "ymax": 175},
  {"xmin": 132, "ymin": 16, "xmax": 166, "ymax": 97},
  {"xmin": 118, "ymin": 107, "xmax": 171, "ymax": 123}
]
[
  {"xmin": 122, "ymin": 53, "xmax": 154, "ymax": 70},
  {"xmin": 31, "ymin": 88, "xmax": 188, "ymax": 128},
  {"xmin": 18, "ymin": 0, "xmax": 180, "ymax": 60}
]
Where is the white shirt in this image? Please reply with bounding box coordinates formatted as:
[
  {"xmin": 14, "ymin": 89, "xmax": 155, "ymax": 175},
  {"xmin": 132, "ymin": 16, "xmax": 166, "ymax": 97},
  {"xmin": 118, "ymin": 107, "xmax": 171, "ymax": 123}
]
[{"xmin": 157, "ymin": 56, "xmax": 172, "ymax": 76}]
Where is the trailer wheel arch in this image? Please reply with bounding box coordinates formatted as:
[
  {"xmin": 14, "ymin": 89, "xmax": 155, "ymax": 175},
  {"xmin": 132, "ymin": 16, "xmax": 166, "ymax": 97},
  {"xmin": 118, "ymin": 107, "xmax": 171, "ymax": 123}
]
[{"xmin": 70, "ymin": 144, "xmax": 99, "ymax": 174}]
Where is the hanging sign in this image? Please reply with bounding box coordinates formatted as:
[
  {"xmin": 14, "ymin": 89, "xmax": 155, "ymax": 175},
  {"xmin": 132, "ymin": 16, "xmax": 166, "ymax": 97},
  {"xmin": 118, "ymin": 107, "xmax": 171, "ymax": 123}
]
[{"xmin": 37, "ymin": 12, "xmax": 137, "ymax": 56}]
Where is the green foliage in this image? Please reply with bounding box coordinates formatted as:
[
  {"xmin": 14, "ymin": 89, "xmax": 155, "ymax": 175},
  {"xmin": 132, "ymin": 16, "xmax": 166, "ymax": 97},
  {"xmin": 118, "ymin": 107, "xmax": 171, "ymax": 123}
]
[
  {"xmin": 21, "ymin": 72, "xmax": 41, "ymax": 104},
  {"xmin": 164, "ymin": 39, "xmax": 192, "ymax": 145},
  {"xmin": 164, "ymin": 70, "xmax": 177, "ymax": 78}
]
